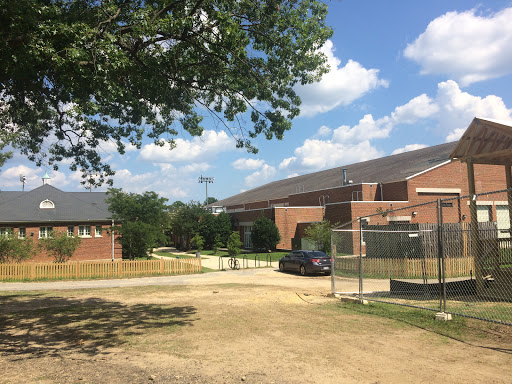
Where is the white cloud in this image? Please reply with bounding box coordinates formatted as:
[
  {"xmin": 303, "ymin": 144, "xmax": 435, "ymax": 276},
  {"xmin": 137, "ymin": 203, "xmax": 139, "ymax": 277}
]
[
  {"xmin": 138, "ymin": 130, "xmax": 234, "ymax": 164},
  {"xmin": 434, "ymin": 80, "xmax": 512, "ymax": 141},
  {"xmin": 404, "ymin": 8, "xmax": 512, "ymax": 86},
  {"xmin": 244, "ymin": 164, "xmax": 277, "ymax": 188},
  {"xmin": 316, "ymin": 126, "xmax": 332, "ymax": 137},
  {"xmin": 391, "ymin": 144, "xmax": 428, "ymax": 155},
  {"xmin": 232, "ymin": 158, "xmax": 265, "ymax": 170},
  {"xmin": 279, "ymin": 139, "xmax": 383, "ymax": 173},
  {"xmin": 295, "ymin": 40, "xmax": 388, "ymax": 117},
  {"xmin": 279, "ymin": 79, "xmax": 512, "ymax": 175},
  {"xmin": 0, "ymin": 166, "xmax": 70, "ymax": 190}
]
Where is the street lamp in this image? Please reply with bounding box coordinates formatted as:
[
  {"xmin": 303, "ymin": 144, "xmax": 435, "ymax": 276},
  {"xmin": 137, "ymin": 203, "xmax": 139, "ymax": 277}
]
[{"xmin": 198, "ymin": 175, "xmax": 214, "ymax": 205}]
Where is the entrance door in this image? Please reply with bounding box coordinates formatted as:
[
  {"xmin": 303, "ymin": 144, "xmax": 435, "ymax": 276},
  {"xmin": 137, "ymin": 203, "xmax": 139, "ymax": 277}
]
[
  {"xmin": 243, "ymin": 226, "xmax": 253, "ymax": 249},
  {"xmin": 496, "ymin": 205, "xmax": 511, "ymax": 239}
]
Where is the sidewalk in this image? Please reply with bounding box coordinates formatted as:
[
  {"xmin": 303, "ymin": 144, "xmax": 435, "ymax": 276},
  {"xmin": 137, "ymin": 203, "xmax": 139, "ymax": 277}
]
[{"xmin": 152, "ymin": 247, "xmax": 223, "ymax": 270}]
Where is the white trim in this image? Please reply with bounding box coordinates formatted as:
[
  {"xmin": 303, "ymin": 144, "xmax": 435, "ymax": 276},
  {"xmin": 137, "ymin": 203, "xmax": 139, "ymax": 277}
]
[
  {"xmin": 39, "ymin": 199, "xmax": 55, "ymax": 209},
  {"xmin": 274, "ymin": 206, "xmax": 323, "ymax": 209},
  {"xmin": 325, "ymin": 200, "xmax": 409, "ymax": 207},
  {"xmin": 416, "ymin": 187, "xmax": 461, "ymax": 194},
  {"xmin": 495, "ymin": 201, "xmax": 509, "ymax": 205},
  {"xmin": 466, "ymin": 201, "xmax": 493, "ymax": 206},
  {"xmin": 238, "ymin": 222, "xmax": 254, "ymax": 226},
  {"xmin": 405, "ymin": 160, "xmax": 452, "ymax": 180},
  {"xmin": 288, "ymin": 183, "xmax": 376, "ymax": 197},
  {"xmin": 229, "ymin": 207, "xmax": 273, "ymax": 213},
  {"xmin": 226, "ymin": 208, "xmax": 245, "ymax": 213},
  {"xmin": 387, "ymin": 216, "xmax": 412, "ymax": 222}
]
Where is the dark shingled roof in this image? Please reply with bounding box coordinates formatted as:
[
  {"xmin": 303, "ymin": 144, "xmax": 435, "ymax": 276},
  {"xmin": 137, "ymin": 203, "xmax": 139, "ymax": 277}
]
[
  {"xmin": 216, "ymin": 142, "xmax": 457, "ymax": 207},
  {"xmin": 0, "ymin": 184, "xmax": 111, "ymax": 224}
]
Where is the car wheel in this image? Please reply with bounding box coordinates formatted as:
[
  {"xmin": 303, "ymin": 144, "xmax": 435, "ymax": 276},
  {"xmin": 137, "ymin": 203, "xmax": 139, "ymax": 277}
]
[
  {"xmin": 279, "ymin": 262, "xmax": 284, "ymax": 272},
  {"xmin": 300, "ymin": 265, "xmax": 307, "ymax": 276}
]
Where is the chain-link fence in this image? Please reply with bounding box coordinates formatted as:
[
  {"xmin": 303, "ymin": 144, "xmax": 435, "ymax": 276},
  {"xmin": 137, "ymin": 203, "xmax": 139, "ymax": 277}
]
[{"xmin": 331, "ymin": 189, "xmax": 512, "ymax": 326}]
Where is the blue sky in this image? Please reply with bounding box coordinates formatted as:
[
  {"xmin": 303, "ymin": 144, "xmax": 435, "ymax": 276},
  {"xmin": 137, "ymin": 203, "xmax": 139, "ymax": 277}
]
[{"xmin": 2, "ymin": 0, "xmax": 512, "ymax": 203}]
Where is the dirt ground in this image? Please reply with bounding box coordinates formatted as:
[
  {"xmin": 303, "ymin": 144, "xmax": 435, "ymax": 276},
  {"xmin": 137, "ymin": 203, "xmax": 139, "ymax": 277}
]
[{"xmin": 1, "ymin": 268, "xmax": 512, "ymax": 384}]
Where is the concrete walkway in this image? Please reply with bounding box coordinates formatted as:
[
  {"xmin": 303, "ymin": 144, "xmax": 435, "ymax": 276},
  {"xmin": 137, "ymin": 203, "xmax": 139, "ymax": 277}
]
[
  {"xmin": 152, "ymin": 247, "xmax": 275, "ymax": 271},
  {"xmin": 152, "ymin": 247, "xmax": 224, "ymax": 270}
]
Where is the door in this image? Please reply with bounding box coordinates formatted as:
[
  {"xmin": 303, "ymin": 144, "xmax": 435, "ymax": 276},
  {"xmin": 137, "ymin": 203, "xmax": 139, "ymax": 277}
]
[
  {"xmin": 496, "ymin": 205, "xmax": 511, "ymax": 239},
  {"xmin": 243, "ymin": 226, "xmax": 253, "ymax": 249}
]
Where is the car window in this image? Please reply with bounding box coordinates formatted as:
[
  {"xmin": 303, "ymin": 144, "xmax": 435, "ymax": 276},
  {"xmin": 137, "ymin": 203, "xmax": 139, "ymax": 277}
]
[{"xmin": 307, "ymin": 251, "xmax": 328, "ymax": 258}]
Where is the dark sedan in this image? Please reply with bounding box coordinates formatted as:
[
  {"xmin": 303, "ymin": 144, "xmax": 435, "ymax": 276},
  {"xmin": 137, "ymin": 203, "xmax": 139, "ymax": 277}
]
[{"xmin": 279, "ymin": 250, "xmax": 331, "ymax": 276}]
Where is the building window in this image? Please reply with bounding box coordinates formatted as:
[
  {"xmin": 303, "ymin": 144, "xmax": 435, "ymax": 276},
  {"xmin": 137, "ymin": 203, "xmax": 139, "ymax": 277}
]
[
  {"xmin": 39, "ymin": 199, "xmax": 55, "ymax": 209},
  {"xmin": 78, "ymin": 225, "xmax": 91, "ymax": 237},
  {"xmin": 39, "ymin": 226, "xmax": 53, "ymax": 238},
  {"xmin": 67, "ymin": 226, "xmax": 74, "ymax": 236},
  {"xmin": 243, "ymin": 226, "xmax": 253, "ymax": 249},
  {"xmin": 95, "ymin": 225, "xmax": 102, "ymax": 237},
  {"xmin": 0, "ymin": 227, "xmax": 13, "ymax": 237},
  {"xmin": 18, "ymin": 227, "xmax": 26, "ymax": 239}
]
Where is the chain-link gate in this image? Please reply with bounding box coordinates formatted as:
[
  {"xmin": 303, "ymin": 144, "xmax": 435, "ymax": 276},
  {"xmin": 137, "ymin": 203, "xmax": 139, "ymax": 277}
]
[{"xmin": 331, "ymin": 189, "xmax": 512, "ymax": 326}]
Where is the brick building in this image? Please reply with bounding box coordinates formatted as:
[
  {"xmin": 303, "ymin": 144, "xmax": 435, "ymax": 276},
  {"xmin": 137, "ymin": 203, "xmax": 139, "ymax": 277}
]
[
  {"xmin": 0, "ymin": 183, "xmax": 121, "ymax": 262},
  {"xmin": 215, "ymin": 141, "xmax": 508, "ymax": 251}
]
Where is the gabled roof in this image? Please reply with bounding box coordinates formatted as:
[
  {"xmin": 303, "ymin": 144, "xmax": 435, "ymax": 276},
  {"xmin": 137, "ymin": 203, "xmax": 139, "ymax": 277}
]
[
  {"xmin": 216, "ymin": 142, "xmax": 457, "ymax": 207},
  {"xmin": 0, "ymin": 184, "xmax": 111, "ymax": 224},
  {"xmin": 450, "ymin": 117, "xmax": 512, "ymax": 165}
]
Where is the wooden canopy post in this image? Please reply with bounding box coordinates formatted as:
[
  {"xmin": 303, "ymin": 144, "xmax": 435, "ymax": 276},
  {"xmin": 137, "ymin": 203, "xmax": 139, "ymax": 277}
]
[
  {"xmin": 505, "ymin": 162, "xmax": 512, "ymax": 238},
  {"xmin": 467, "ymin": 159, "xmax": 483, "ymax": 294}
]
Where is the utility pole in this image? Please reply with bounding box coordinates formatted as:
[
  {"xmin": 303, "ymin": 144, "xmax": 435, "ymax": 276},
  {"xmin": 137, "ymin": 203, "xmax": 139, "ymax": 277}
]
[{"xmin": 198, "ymin": 176, "xmax": 214, "ymax": 205}]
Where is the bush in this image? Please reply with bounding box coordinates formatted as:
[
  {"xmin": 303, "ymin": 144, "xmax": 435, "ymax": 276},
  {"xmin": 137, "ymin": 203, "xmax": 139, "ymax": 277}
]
[
  {"xmin": 251, "ymin": 216, "xmax": 281, "ymax": 251},
  {"xmin": 0, "ymin": 234, "xmax": 34, "ymax": 263},
  {"xmin": 227, "ymin": 231, "xmax": 243, "ymax": 257},
  {"xmin": 191, "ymin": 234, "xmax": 204, "ymax": 252},
  {"xmin": 38, "ymin": 231, "xmax": 81, "ymax": 263}
]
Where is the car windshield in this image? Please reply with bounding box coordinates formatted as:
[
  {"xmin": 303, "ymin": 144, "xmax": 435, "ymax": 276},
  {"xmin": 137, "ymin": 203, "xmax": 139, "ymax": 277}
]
[{"xmin": 306, "ymin": 251, "xmax": 328, "ymax": 258}]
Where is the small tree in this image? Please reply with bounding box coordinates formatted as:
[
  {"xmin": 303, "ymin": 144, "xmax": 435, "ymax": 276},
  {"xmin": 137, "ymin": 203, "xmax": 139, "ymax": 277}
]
[
  {"xmin": 227, "ymin": 232, "xmax": 243, "ymax": 257},
  {"xmin": 116, "ymin": 221, "xmax": 162, "ymax": 260},
  {"xmin": 190, "ymin": 234, "xmax": 205, "ymax": 252},
  {"xmin": 304, "ymin": 220, "xmax": 337, "ymax": 253},
  {"xmin": 211, "ymin": 234, "xmax": 223, "ymax": 255},
  {"xmin": 251, "ymin": 216, "xmax": 281, "ymax": 251},
  {"xmin": 0, "ymin": 234, "xmax": 34, "ymax": 263},
  {"xmin": 39, "ymin": 231, "xmax": 82, "ymax": 263}
]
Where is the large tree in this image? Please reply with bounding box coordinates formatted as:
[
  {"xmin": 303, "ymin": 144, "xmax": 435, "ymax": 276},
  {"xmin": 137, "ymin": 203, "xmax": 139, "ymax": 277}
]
[
  {"xmin": 106, "ymin": 188, "xmax": 169, "ymax": 259},
  {"xmin": 0, "ymin": 0, "xmax": 332, "ymax": 185}
]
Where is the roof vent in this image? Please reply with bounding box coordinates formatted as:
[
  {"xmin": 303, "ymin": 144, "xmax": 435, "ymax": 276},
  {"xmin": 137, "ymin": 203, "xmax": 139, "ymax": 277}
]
[{"xmin": 40, "ymin": 199, "xmax": 55, "ymax": 209}]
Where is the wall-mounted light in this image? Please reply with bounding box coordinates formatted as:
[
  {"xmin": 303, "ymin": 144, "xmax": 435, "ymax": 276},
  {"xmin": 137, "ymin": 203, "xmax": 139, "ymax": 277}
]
[
  {"xmin": 412, "ymin": 211, "xmax": 418, "ymax": 217},
  {"xmin": 462, "ymin": 214, "xmax": 467, "ymax": 221}
]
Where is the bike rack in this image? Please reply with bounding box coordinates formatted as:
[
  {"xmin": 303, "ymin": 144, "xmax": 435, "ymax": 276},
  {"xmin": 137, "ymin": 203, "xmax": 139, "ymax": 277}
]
[
  {"xmin": 266, "ymin": 254, "xmax": 272, "ymax": 266},
  {"xmin": 254, "ymin": 254, "xmax": 260, "ymax": 268},
  {"xmin": 242, "ymin": 255, "xmax": 248, "ymax": 268},
  {"xmin": 218, "ymin": 256, "xmax": 224, "ymax": 270}
]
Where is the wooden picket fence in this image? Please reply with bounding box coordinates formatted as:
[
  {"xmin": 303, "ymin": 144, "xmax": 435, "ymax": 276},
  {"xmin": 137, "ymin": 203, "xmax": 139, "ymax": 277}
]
[
  {"xmin": 336, "ymin": 256, "xmax": 475, "ymax": 279},
  {"xmin": 0, "ymin": 258, "xmax": 202, "ymax": 281}
]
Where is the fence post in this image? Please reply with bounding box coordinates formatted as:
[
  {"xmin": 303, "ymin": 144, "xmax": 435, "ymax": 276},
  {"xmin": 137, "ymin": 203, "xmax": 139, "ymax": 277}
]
[
  {"xmin": 331, "ymin": 243, "xmax": 336, "ymax": 294},
  {"xmin": 359, "ymin": 217, "xmax": 363, "ymax": 300},
  {"xmin": 118, "ymin": 259, "xmax": 122, "ymax": 277},
  {"xmin": 76, "ymin": 261, "xmax": 80, "ymax": 279},
  {"xmin": 436, "ymin": 199, "xmax": 447, "ymax": 312},
  {"xmin": 31, "ymin": 263, "xmax": 36, "ymax": 280},
  {"xmin": 160, "ymin": 257, "xmax": 164, "ymax": 274}
]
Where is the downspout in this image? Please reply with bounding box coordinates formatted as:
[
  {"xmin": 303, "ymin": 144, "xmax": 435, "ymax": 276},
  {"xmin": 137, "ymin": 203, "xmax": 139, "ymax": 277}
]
[
  {"xmin": 380, "ymin": 183, "xmax": 384, "ymax": 201},
  {"xmin": 111, "ymin": 219, "xmax": 115, "ymax": 262}
]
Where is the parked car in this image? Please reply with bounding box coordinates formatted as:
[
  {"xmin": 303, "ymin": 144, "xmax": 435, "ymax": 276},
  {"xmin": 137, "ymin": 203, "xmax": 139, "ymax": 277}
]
[{"xmin": 279, "ymin": 250, "xmax": 331, "ymax": 276}]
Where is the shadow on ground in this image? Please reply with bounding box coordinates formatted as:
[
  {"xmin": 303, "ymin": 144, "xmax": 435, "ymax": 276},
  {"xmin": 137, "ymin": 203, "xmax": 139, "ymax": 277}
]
[{"xmin": 0, "ymin": 294, "xmax": 196, "ymax": 358}]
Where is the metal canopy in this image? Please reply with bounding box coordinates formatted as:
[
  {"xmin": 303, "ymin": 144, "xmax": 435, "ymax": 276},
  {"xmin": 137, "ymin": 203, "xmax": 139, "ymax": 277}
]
[{"xmin": 449, "ymin": 117, "xmax": 512, "ymax": 165}]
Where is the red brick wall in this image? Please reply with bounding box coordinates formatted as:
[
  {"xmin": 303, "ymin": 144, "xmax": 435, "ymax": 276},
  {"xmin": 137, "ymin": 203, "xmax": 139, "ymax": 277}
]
[
  {"xmin": 288, "ymin": 184, "xmax": 367, "ymax": 206},
  {"xmin": 245, "ymin": 200, "xmax": 270, "ymax": 210},
  {"xmin": 274, "ymin": 207, "xmax": 324, "ymax": 249},
  {"xmin": 9, "ymin": 223, "xmax": 121, "ymax": 262},
  {"xmin": 381, "ymin": 181, "xmax": 408, "ymax": 201}
]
